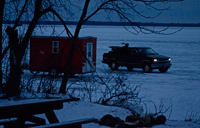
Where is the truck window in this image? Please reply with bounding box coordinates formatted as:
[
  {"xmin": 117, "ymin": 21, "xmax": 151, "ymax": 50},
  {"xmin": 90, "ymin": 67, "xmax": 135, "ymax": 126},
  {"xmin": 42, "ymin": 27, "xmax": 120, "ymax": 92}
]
[
  {"xmin": 130, "ymin": 49, "xmax": 138, "ymax": 55},
  {"xmin": 52, "ymin": 41, "xmax": 59, "ymax": 54}
]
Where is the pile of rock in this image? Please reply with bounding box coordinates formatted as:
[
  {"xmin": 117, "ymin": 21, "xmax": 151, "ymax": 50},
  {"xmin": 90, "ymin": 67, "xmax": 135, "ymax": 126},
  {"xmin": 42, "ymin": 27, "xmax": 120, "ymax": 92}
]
[{"xmin": 98, "ymin": 114, "xmax": 166, "ymax": 128}]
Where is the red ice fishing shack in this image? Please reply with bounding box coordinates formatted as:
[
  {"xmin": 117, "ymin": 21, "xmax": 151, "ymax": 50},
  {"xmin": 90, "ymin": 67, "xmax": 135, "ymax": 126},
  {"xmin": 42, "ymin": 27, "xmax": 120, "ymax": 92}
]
[{"xmin": 29, "ymin": 36, "xmax": 97, "ymax": 76}]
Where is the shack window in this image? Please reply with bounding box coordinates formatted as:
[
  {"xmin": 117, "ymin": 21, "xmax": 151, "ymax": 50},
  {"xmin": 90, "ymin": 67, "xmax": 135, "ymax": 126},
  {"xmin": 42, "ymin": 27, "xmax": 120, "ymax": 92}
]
[{"xmin": 52, "ymin": 41, "xmax": 59, "ymax": 54}]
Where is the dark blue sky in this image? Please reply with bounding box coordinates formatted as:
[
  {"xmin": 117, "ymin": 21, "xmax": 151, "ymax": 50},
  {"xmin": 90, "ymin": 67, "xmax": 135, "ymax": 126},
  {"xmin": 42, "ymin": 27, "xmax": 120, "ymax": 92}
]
[
  {"xmin": 88, "ymin": 0, "xmax": 200, "ymax": 23},
  {"xmin": 153, "ymin": 0, "xmax": 200, "ymax": 23}
]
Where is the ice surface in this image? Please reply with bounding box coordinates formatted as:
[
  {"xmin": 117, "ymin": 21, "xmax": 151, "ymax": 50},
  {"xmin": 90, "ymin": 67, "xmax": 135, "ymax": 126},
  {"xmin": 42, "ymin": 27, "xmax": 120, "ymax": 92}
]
[
  {"xmin": 1, "ymin": 26, "xmax": 200, "ymax": 127},
  {"xmin": 33, "ymin": 25, "xmax": 200, "ymax": 121}
]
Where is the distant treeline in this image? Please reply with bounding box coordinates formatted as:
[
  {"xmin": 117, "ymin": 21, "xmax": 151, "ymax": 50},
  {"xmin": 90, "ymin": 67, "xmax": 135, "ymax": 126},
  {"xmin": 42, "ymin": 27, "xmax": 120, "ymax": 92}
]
[{"xmin": 3, "ymin": 21, "xmax": 200, "ymax": 27}]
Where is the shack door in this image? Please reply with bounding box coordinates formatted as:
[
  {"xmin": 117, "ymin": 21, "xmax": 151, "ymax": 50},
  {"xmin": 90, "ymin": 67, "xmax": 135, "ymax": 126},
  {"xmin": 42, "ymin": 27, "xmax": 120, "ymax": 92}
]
[{"xmin": 85, "ymin": 43, "xmax": 94, "ymax": 72}]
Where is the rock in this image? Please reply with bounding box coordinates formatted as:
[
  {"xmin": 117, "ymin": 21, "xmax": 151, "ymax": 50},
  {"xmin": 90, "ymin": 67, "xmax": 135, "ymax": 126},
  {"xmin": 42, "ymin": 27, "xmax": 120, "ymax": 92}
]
[
  {"xmin": 156, "ymin": 115, "xmax": 167, "ymax": 124},
  {"xmin": 125, "ymin": 115, "xmax": 139, "ymax": 122},
  {"xmin": 137, "ymin": 116, "xmax": 156, "ymax": 127},
  {"xmin": 98, "ymin": 114, "xmax": 124, "ymax": 127},
  {"xmin": 125, "ymin": 115, "xmax": 139, "ymax": 125}
]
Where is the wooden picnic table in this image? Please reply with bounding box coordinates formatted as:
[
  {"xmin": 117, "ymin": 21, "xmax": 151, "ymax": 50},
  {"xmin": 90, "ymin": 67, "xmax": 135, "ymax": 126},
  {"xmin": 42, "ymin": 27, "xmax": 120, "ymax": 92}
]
[{"xmin": 0, "ymin": 96, "xmax": 80, "ymax": 127}]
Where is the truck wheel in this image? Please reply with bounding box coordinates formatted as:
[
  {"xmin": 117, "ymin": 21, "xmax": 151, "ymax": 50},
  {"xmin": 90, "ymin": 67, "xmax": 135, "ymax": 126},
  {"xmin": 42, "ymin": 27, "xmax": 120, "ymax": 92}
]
[
  {"xmin": 49, "ymin": 68, "xmax": 58, "ymax": 77},
  {"xmin": 127, "ymin": 66, "xmax": 133, "ymax": 71},
  {"xmin": 110, "ymin": 61, "xmax": 118, "ymax": 70},
  {"xmin": 159, "ymin": 68, "xmax": 168, "ymax": 73},
  {"xmin": 142, "ymin": 63, "xmax": 152, "ymax": 73}
]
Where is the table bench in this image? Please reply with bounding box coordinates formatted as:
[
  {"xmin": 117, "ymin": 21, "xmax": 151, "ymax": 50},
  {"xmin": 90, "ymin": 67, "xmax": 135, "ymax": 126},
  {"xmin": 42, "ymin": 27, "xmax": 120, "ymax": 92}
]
[
  {"xmin": 32, "ymin": 118, "xmax": 98, "ymax": 128},
  {"xmin": 0, "ymin": 97, "xmax": 80, "ymax": 127},
  {"xmin": 0, "ymin": 118, "xmax": 18, "ymax": 128}
]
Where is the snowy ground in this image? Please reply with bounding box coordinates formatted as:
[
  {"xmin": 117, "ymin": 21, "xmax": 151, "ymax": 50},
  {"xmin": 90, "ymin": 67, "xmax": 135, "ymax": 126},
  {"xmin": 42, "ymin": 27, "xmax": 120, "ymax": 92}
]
[
  {"xmin": 77, "ymin": 26, "xmax": 200, "ymax": 120},
  {"xmin": 1, "ymin": 26, "xmax": 200, "ymax": 127},
  {"xmin": 62, "ymin": 26, "xmax": 200, "ymax": 127},
  {"xmin": 57, "ymin": 101, "xmax": 200, "ymax": 128},
  {"xmin": 36, "ymin": 26, "xmax": 200, "ymax": 127}
]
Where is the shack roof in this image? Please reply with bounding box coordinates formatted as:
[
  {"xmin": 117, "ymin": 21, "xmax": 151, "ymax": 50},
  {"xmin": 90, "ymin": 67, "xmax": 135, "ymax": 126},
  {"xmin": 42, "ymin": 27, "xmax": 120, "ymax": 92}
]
[
  {"xmin": 109, "ymin": 46, "xmax": 151, "ymax": 49},
  {"xmin": 31, "ymin": 36, "xmax": 97, "ymax": 40}
]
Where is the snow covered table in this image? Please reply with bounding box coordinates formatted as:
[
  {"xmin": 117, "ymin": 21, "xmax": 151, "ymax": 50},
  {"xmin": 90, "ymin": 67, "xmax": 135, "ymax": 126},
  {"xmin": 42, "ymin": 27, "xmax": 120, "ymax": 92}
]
[{"xmin": 0, "ymin": 97, "xmax": 79, "ymax": 127}]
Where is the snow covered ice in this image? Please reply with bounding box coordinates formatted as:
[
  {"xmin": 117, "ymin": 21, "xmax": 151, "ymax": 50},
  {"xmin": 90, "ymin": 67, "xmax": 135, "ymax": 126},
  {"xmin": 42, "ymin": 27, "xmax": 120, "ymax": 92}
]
[
  {"xmin": 32, "ymin": 26, "xmax": 200, "ymax": 127},
  {"xmin": 35, "ymin": 26, "xmax": 200, "ymax": 127},
  {"xmin": 1, "ymin": 26, "xmax": 200, "ymax": 127},
  {"xmin": 65, "ymin": 26, "xmax": 199, "ymax": 119}
]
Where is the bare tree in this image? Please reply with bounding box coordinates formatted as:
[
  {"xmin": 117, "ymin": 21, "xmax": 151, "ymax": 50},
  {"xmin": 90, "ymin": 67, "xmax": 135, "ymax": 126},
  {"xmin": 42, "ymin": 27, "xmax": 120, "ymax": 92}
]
[
  {"xmin": 2, "ymin": 0, "xmax": 50, "ymax": 97},
  {"xmin": 1, "ymin": 0, "xmax": 72, "ymax": 97}
]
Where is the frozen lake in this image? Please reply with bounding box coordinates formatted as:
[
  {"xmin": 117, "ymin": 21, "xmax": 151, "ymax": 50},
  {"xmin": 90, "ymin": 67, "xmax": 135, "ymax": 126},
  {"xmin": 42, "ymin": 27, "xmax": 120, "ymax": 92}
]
[
  {"xmin": 80, "ymin": 26, "xmax": 200, "ymax": 121},
  {"xmin": 34, "ymin": 25, "xmax": 200, "ymax": 121}
]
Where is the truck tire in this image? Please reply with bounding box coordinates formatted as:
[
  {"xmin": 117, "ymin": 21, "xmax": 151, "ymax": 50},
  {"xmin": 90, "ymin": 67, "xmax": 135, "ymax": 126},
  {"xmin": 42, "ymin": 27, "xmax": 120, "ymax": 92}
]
[
  {"xmin": 110, "ymin": 61, "xmax": 118, "ymax": 70},
  {"xmin": 49, "ymin": 68, "xmax": 59, "ymax": 77},
  {"xmin": 159, "ymin": 68, "xmax": 168, "ymax": 73},
  {"xmin": 142, "ymin": 63, "xmax": 152, "ymax": 73},
  {"xmin": 127, "ymin": 66, "xmax": 134, "ymax": 71}
]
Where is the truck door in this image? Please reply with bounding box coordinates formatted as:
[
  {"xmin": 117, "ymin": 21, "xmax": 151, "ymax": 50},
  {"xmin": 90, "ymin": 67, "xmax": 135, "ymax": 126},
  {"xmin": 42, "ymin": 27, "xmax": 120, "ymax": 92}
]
[
  {"xmin": 117, "ymin": 47, "xmax": 128, "ymax": 65},
  {"xmin": 85, "ymin": 43, "xmax": 95, "ymax": 72},
  {"xmin": 126, "ymin": 48, "xmax": 140, "ymax": 67}
]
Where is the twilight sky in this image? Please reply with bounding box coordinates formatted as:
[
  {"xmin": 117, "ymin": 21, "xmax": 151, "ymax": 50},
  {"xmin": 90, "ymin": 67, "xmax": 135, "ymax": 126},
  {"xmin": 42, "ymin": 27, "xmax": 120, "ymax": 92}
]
[
  {"xmin": 87, "ymin": 0, "xmax": 200, "ymax": 23},
  {"xmin": 154, "ymin": 0, "xmax": 200, "ymax": 23}
]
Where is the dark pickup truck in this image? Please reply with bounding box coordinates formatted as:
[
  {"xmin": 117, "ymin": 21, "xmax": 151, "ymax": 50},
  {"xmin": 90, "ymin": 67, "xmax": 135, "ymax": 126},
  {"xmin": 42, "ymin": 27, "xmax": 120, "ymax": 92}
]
[{"xmin": 102, "ymin": 43, "xmax": 172, "ymax": 73}]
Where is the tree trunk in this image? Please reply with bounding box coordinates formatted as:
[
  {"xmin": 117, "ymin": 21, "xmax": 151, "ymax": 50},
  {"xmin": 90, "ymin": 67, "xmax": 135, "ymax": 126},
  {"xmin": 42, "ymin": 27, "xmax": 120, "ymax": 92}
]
[
  {"xmin": 59, "ymin": 37, "xmax": 78, "ymax": 93},
  {"xmin": 0, "ymin": 0, "xmax": 5, "ymax": 89},
  {"xmin": 59, "ymin": 0, "xmax": 90, "ymax": 93},
  {"xmin": 5, "ymin": 27, "xmax": 21, "ymax": 97},
  {"xmin": 3, "ymin": 0, "xmax": 53, "ymax": 97},
  {"xmin": 6, "ymin": 64, "xmax": 21, "ymax": 97}
]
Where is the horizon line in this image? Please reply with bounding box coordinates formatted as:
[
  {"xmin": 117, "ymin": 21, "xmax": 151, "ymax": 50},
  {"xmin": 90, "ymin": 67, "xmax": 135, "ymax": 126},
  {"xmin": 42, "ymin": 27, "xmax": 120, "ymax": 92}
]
[{"xmin": 3, "ymin": 21, "xmax": 200, "ymax": 27}]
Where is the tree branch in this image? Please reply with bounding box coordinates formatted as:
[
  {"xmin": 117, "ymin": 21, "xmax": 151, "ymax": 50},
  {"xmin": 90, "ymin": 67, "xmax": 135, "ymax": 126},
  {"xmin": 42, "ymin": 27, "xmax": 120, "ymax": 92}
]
[
  {"xmin": 83, "ymin": 0, "xmax": 116, "ymax": 23},
  {"xmin": 49, "ymin": 8, "xmax": 73, "ymax": 38},
  {"xmin": 13, "ymin": 0, "xmax": 29, "ymax": 29}
]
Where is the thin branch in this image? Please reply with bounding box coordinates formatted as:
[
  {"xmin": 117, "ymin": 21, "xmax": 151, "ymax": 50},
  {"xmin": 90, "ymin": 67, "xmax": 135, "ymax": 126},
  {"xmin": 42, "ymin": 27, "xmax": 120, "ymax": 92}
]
[
  {"xmin": 49, "ymin": 8, "xmax": 73, "ymax": 38},
  {"xmin": 13, "ymin": 0, "xmax": 29, "ymax": 29},
  {"xmin": 83, "ymin": 0, "xmax": 116, "ymax": 23}
]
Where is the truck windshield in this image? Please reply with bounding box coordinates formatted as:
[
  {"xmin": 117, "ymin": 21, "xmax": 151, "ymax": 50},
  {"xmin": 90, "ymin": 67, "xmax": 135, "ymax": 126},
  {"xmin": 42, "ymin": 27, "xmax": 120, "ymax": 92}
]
[{"xmin": 138, "ymin": 48, "xmax": 157, "ymax": 55}]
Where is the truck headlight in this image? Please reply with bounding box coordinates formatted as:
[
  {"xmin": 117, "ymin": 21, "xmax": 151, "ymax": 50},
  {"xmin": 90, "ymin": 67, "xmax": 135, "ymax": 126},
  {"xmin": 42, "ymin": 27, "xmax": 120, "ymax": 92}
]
[
  {"xmin": 169, "ymin": 58, "xmax": 171, "ymax": 61},
  {"xmin": 153, "ymin": 59, "xmax": 158, "ymax": 62}
]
